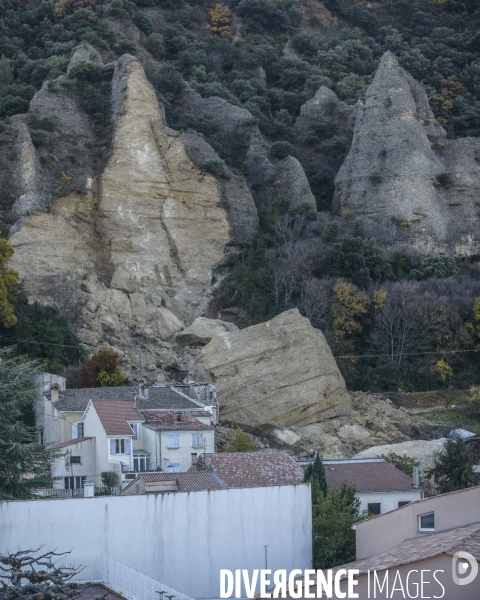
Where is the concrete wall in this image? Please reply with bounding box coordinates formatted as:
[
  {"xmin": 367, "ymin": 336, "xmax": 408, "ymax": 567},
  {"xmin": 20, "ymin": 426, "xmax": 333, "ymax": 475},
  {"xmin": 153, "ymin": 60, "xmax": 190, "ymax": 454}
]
[
  {"xmin": 0, "ymin": 485, "xmax": 312, "ymax": 600},
  {"xmin": 52, "ymin": 438, "xmax": 97, "ymax": 489},
  {"xmin": 357, "ymin": 489, "xmax": 423, "ymax": 515},
  {"xmin": 356, "ymin": 485, "xmax": 480, "ymax": 559}
]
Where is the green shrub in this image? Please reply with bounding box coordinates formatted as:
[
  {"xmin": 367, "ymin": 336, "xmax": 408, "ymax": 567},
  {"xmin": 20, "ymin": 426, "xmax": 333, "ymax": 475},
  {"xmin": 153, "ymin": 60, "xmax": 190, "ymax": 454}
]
[
  {"xmin": 145, "ymin": 34, "xmax": 166, "ymax": 59},
  {"xmin": 410, "ymin": 253, "xmax": 460, "ymax": 280},
  {"xmin": 269, "ymin": 140, "xmax": 294, "ymax": 159},
  {"xmin": 434, "ymin": 173, "xmax": 453, "ymax": 188},
  {"xmin": 68, "ymin": 60, "xmax": 103, "ymax": 81},
  {"xmin": 202, "ymin": 158, "xmax": 231, "ymax": 180},
  {"xmin": 117, "ymin": 40, "xmax": 137, "ymax": 55}
]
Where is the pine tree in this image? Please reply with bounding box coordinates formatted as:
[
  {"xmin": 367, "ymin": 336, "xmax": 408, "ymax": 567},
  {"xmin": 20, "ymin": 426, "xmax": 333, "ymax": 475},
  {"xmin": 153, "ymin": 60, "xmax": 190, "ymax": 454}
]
[
  {"xmin": 426, "ymin": 438, "xmax": 479, "ymax": 495},
  {"xmin": 303, "ymin": 453, "xmax": 328, "ymax": 499},
  {"xmin": 0, "ymin": 348, "xmax": 58, "ymax": 499}
]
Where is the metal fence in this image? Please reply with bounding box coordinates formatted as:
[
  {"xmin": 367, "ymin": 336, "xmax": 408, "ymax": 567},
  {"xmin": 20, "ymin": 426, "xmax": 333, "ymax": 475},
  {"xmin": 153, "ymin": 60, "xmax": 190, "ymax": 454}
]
[
  {"xmin": 102, "ymin": 557, "xmax": 195, "ymax": 600},
  {"xmin": 35, "ymin": 487, "xmax": 121, "ymax": 499}
]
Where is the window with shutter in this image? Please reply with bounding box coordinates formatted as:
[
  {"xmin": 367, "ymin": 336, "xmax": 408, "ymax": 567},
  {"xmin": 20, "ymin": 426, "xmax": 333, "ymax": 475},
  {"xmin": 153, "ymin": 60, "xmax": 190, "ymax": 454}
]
[
  {"xmin": 192, "ymin": 433, "xmax": 204, "ymax": 448},
  {"xmin": 110, "ymin": 439, "xmax": 116, "ymax": 454},
  {"xmin": 72, "ymin": 423, "xmax": 78, "ymax": 439},
  {"xmin": 125, "ymin": 438, "xmax": 131, "ymax": 454},
  {"xmin": 77, "ymin": 423, "xmax": 84, "ymax": 437},
  {"xmin": 167, "ymin": 433, "xmax": 179, "ymax": 448}
]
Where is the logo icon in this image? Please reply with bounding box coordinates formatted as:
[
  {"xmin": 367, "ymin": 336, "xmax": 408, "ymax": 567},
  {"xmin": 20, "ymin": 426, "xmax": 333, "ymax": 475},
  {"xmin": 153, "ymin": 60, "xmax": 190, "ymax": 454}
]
[{"xmin": 452, "ymin": 551, "xmax": 478, "ymax": 586}]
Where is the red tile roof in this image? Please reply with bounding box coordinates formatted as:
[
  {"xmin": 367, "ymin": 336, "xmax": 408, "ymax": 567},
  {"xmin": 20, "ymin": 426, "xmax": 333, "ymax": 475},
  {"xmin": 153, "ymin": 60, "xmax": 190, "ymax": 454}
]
[
  {"xmin": 121, "ymin": 471, "xmax": 224, "ymax": 493},
  {"xmin": 141, "ymin": 411, "xmax": 213, "ymax": 431},
  {"xmin": 323, "ymin": 459, "xmax": 416, "ymax": 492},
  {"xmin": 50, "ymin": 437, "xmax": 94, "ymax": 449},
  {"xmin": 91, "ymin": 399, "xmax": 144, "ymax": 436},
  {"xmin": 202, "ymin": 450, "xmax": 304, "ymax": 489}
]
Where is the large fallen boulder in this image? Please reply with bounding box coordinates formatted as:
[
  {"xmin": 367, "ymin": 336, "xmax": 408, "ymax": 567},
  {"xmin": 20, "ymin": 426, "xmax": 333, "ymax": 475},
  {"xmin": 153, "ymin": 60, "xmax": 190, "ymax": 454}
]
[
  {"xmin": 353, "ymin": 438, "xmax": 447, "ymax": 475},
  {"xmin": 196, "ymin": 308, "xmax": 352, "ymax": 428}
]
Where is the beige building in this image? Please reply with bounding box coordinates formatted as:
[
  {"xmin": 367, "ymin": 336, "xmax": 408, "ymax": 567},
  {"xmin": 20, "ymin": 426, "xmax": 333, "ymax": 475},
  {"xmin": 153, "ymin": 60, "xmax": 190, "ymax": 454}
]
[{"xmin": 269, "ymin": 486, "xmax": 480, "ymax": 599}]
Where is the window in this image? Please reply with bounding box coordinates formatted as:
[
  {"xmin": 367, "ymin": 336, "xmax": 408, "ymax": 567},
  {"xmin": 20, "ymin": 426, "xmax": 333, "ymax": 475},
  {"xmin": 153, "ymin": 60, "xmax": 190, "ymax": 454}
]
[
  {"xmin": 167, "ymin": 463, "xmax": 179, "ymax": 473},
  {"xmin": 192, "ymin": 432, "xmax": 204, "ymax": 448},
  {"xmin": 167, "ymin": 433, "xmax": 179, "ymax": 448},
  {"xmin": 398, "ymin": 501, "xmax": 410, "ymax": 508},
  {"xmin": 110, "ymin": 438, "xmax": 131, "ymax": 455},
  {"xmin": 133, "ymin": 454, "xmax": 151, "ymax": 472},
  {"xmin": 72, "ymin": 422, "xmax": 84, "ymax": 439},
  {"xmin": 70, "ymin": 456, "xmax": 81, "ymax": 464},
  {"xmin": 368, "ymin": 503, "xmax": 381, "ymax": 515},
  {"xmin": 64, "ymin": 476, "xmax": 86, "ymax": 490},
  {"xmin": 129, "ymin": 423, "xmax": 139, "ymax": 440},
  {"xmin": 38, "ymin": 430, "xmax": 44, "ymax": 445},
  {"xmin": 419, "ymin": 512, "xmax": 435, "ymax": 531}
]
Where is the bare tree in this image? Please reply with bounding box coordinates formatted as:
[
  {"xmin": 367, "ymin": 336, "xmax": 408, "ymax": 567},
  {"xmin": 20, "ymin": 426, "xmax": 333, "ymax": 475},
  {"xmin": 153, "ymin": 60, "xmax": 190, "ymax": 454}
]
[
  {"xmin": 297, "ymin": 279, "xmax": 334, "ymax": 329},
  {"xmin": 0, "ymin": 548, "xmax": 84, "ymax": 600},
  {"xmin": 371, "ymin": 282, "xmax": 420, "ymax": 364},
  {"xmin": 36, "ymin": 273, "xmax": 88, "ymax": 327}
]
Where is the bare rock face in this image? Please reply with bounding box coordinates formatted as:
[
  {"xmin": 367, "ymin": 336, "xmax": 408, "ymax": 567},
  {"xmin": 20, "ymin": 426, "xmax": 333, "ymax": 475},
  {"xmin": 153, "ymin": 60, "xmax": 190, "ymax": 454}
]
[
  {"xmin": 196, "ymin": 308, "xmax": 352, "ymax": 428},
  {"xmin": 176, "ymin": 317, "xmax": 238, "ymax": 346},
  {"xmin": 8, "ymin": 55, "xmax": 258, "ymax": 376},
  {"xmin": 66, "ymin": 44, "xmax": 103, "ymax": 75},
  {"xmin": 333, "ymin": 51, "xmax": 480, "ymax": 254}
]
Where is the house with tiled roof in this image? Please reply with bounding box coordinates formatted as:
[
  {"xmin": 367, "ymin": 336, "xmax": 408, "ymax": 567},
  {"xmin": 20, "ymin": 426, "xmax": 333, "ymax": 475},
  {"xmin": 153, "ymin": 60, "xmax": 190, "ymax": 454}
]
[
  {"xmin": 322, "ymin": 458, "xmax": 423, "ymax": 515},
  {"xmin": 122, "ymin": 450, "xmax": 305, "ymax": 495},
  {"xmin": 35, "ymin": 372, "xmax": 218, "ymax": 449},
  {"xmin": 121, "ymin": 471, "xmax": 225, "ymax": 495},
  {"xmin": 276, "ymin": 485, "xmax": 480, "ymax": 599},
  {"xmin": 196, "ymin": 450, "xmax": 305, "ymax": 489},
  {"xmin": 49, "ymin": 396, "xmax": 216, "ymax": 490}
]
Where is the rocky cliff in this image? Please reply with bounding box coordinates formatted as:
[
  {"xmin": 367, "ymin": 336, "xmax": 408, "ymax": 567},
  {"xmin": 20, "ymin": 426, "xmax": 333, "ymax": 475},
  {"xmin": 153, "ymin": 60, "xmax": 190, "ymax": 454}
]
[
  {"xmin": 5, "ymin": 53, "xmax": 259, "ymax": 375},
  {"xmin": 333, "ymin": 52, "xmax": 480, "ymax": 255}
]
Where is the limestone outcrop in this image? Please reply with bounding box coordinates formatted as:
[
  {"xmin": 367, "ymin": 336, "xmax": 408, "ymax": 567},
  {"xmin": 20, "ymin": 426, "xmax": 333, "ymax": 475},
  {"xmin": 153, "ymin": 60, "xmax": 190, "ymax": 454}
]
[
  {"xmin": 6, "ymin": 54, "xmax": 258, "ymax": 378},
  {"xmin": 333, "ymin": 51, "xmax": 480, "ymax": 254},
  {"xmin": 195, "ymin": 308, "xmax": 352, "ymax": 427},
  {"xmin": 178, "ymin": 85, "xmax": 317, "ymax": 211}
]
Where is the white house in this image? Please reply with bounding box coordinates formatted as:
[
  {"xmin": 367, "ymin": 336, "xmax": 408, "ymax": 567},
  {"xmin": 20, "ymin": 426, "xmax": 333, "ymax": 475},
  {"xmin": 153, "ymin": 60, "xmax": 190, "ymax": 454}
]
[
  {"xmin": 322, "ymin": 458, "xmax": 423, "ymax": 514},
  {"xmin": 50, "ymin": 398, "xmax": 216, "ymax": 489},
  {"xmin": 35, "ymin": 373, "xmax": 218, "ymax": 448}
]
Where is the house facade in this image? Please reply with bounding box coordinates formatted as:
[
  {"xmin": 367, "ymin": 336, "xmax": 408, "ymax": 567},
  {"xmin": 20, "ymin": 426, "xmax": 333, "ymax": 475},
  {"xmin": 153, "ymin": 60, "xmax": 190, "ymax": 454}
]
[
  {"xmin": 323, "ymin": 458, "xmax": 423, "ymax": 514},
  {"xmin": 50, "ymin": 398, "xmax": 216, "ymax": 488}
]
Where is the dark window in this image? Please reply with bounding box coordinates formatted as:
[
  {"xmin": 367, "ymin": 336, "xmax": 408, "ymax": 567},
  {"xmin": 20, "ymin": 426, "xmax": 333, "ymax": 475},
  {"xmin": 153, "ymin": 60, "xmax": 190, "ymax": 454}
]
[
  {"xmin": 77, "ymin": 423, "xmax": 84, "ymax": 437},
  {"xmin": 419, "ymin": 512, "xmax": 435, "ymax": 531},
  {"xmin": 368, "ymin": 503, "xmax": 381, "ymax": 515},
  {"xmin": 70, "ymin": 456, "xmax": 81, "ymax": 464},
  {"xmin": 64, "ymin": 476, "xmax": 86, "ymax": 490},
  {"xmin": 398, "ymin": 501, "xmax": 410, "ymax": 508}
]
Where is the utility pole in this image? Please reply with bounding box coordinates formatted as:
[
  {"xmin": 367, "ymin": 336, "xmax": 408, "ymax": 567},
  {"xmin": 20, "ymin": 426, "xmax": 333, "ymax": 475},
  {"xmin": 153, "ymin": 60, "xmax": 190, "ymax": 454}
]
[{"xmin": 138, "ymin": 349, "xmax": 143, "ymax": 383}]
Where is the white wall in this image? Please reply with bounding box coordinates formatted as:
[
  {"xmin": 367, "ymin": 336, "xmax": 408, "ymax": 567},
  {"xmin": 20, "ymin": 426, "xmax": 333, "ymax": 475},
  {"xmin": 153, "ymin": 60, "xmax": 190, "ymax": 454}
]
[
  {"xmin": 0, "ymin": 484, "xmax": 312, "ymax": 600},
  {"xmin": 52, "ymin": 438, "xmax": 97, "ymax": 489},
  {"xmin": 357, "ymin": 490, "xmax": 423, "ymax": 514}
]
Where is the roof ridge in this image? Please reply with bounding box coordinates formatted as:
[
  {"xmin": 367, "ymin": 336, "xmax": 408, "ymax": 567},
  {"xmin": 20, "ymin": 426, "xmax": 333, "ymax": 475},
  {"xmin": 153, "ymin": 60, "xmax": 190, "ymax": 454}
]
[{"xmin": 444, "ymin": 523, "xmax": 480, "ymax": 555}]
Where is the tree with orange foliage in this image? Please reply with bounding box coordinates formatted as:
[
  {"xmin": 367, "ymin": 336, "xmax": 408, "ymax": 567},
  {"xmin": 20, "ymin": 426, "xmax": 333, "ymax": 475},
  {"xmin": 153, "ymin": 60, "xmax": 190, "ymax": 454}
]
[{"xmin": 207, "ymin": 3, "xmax": 232, "ymax": 38}]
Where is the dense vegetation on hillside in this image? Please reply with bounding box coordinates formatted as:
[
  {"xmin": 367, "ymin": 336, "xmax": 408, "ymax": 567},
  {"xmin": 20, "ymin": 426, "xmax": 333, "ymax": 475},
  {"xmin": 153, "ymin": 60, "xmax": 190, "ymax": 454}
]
[{"xmin": 1, "ymin": 0, "xmax": 480, "ymax": 392}]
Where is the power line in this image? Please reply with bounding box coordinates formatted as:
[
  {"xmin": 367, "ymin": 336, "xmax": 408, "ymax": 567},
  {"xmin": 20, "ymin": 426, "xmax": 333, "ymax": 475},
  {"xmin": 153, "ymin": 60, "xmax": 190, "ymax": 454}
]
[{"xmin": 334, "ymin": 348, "xmax": 480, "ymax": 360}]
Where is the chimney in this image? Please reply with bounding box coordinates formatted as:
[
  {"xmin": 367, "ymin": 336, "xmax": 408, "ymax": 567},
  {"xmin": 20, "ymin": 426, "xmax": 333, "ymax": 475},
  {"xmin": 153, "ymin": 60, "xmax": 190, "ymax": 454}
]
[
  {"xmin": 144, "ymin": 385, "xmax": 149, "ymax": 398},
  {"xmin": 413, "ymin": 455, "xmax": 420, "ymax": 487},
  {"xmin": 133, "ymin": 394, "xmax": 137, "ymax": 409},
  {"xmin": 50, "ymin": 383, "xmax": 61, "ymax": 402},
  {"xmin": 191, "ymin": 453, "xmax": 198, "ymax": 469},
  {"xmin": 175, "ymin": 412, "xmax": 182, "ymax": 424}
]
